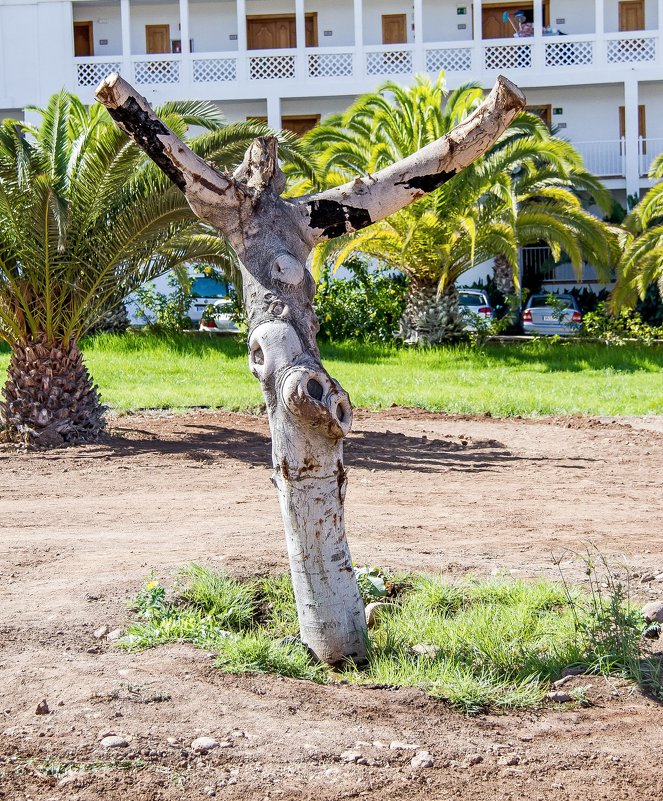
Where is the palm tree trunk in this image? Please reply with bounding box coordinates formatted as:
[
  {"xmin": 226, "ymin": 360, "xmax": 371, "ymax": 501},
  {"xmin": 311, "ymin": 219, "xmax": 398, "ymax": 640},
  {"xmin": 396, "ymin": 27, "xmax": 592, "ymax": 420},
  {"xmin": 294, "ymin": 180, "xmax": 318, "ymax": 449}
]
[
  {"xmin": 1, "ymin": 337, "xmax": 105, "ymax": 447},
  {"xmin": 400, "ymin": 279, "xmax": 464, "ymax": 345},
  {"xmin": 493, "ymin": 253, "xmax": 515, "ymax": 296}
]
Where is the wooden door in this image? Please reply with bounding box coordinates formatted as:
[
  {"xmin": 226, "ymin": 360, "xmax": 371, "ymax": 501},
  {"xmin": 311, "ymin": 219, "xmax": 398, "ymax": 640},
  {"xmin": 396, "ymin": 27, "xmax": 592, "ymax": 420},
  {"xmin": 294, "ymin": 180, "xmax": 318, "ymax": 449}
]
[
  {"xmin": 247, "ymin": 14, "xmax": 317, "ymax": 49},
  {"xmin": 382, "ymin": 14, "xmax": 407, "ymax": 45},
  {"xmin": 619, "ymin": 104, "xmax": 647, "ymax": 152},
  {"xmin": 73, "ymin": 21, "xmax": 94, "ymax": 56},
  {"xmin": 249, "ymin": 115, "xmax": 320, "ymax": 136},
  {"xmin": 528, "ymin": 104, "xmax": 551, "ymax": 128},
  {"xmin": 145, "ymin": 24, "xmax": 171, "ymax": 54},
  {"xmin": 619, "ymin": 0, "xmax": 644, "ymax": 31},
  {"xmin": 481, "ymin": 2, "xmax": 549, "ymax": 39}
]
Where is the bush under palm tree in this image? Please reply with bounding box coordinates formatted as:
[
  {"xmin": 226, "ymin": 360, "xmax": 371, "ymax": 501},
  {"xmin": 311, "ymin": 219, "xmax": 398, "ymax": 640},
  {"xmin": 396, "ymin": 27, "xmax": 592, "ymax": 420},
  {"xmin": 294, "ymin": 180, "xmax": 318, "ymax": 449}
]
[
  {"xmin": 291, "ymin": 74, "xmax": 617, "ymax": 343},
  {"xmin": 0, "ymin": 91, "xmax": 307, "ymax": 446}
]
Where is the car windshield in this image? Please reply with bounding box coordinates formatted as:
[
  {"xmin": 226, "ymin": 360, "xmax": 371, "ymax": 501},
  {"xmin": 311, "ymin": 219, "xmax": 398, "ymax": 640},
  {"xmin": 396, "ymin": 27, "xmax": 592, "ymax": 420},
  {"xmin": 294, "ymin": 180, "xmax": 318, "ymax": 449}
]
[
  {"xmin": 458, "ymin": 292, "xmax": 487, "ymax": 307},
  {"xmin": 529, "ymin": 295, "xmax": 573, "ymax": 309},
  {"xmin": 190, "ymin": 277, "xmax": 228, "ymax": 299}
]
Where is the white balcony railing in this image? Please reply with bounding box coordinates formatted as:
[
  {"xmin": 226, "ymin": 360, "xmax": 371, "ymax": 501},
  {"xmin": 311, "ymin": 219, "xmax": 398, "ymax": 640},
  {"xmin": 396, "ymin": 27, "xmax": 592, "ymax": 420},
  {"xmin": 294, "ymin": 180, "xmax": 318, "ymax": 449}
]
[
  {"xmin": 73, "ymin": 30, "xmax": 662, "ymax": 89},
  {"xmin": 133, "ymin": 55, "xmax": 181, "ymax": 84},
  {"xmin": 606, "ymin": 31, "xmax": 657, "ymax": 63},
  {"xmin": 639, "ymin": 137, "xmax": 663, "ymax": 178},
  {"xmin": 365, "ymin": 44, "xmax": 413, "ymax": 76},
  {"xmin": 575, "ymin": 140, "xmax": 625, "ymax": 177},
  {"xmin": 75, "ymin": 57, "xmax": 122, "ymax": 87}
]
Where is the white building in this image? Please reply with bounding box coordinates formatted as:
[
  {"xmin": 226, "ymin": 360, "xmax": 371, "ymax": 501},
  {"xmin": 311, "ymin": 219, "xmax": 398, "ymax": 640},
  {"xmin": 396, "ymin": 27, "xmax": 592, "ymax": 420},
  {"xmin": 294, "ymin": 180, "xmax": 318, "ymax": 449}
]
[{"xmin": 0, "ymin": 0, "xmax": 661, "ymax": 287}]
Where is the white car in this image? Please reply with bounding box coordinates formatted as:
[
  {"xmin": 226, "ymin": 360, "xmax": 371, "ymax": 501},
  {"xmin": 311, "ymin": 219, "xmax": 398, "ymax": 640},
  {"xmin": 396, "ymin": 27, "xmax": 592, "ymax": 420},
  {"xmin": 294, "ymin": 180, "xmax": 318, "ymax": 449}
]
[
  {"xmin": 199, "ymin": 298, "xmax": 239, "ymax": 333},
  {"xmin": 458, "ymin": 289, "xmax": 495, "ymax": 330}
]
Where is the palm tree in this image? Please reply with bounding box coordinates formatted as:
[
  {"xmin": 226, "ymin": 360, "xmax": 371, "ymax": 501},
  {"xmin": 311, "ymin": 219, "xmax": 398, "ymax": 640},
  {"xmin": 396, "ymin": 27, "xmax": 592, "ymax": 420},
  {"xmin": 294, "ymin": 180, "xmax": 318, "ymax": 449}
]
[
  {"xmin": 0, "ymin": 91, "xmax": 308, "ymax": 446},
  {"xmin": 291, "ymin": 74, "xmax": 617, "ymax": 342},
  {"xmin": 611, "ymin": 155, "xmax": 663, "ymax": 308}
]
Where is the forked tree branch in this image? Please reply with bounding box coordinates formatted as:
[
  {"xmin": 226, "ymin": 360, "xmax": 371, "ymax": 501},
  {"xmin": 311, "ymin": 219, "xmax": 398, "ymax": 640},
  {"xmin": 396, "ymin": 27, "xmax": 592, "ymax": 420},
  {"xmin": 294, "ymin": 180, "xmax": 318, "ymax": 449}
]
[{"xmin": 299, "ymin": 75, "xmax": 526, "ymax": 241}]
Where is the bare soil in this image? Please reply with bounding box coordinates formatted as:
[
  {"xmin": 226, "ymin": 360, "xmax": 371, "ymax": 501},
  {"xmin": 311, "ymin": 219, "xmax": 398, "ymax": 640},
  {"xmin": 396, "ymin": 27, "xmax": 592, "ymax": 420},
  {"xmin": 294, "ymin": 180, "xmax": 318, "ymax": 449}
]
[{"xmin": 1, "ymin": 409, "xmax": 662, "ymax": 801}]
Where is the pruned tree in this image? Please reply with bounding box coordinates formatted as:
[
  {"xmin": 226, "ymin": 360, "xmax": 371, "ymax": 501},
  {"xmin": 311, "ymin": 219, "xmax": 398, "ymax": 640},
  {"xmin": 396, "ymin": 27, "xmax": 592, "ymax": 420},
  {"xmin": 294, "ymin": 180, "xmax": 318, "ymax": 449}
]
[{"xmin": 96, "ymin": 73, "xmax": 525, "ymax": 666}]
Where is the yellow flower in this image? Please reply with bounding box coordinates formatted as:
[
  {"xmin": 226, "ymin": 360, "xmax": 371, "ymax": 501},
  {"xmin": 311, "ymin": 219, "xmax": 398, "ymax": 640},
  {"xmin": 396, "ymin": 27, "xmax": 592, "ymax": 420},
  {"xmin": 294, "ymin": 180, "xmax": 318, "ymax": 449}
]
[{"xmin": 146, "ymin": 580, "xmax": 159, "ymax": 591}]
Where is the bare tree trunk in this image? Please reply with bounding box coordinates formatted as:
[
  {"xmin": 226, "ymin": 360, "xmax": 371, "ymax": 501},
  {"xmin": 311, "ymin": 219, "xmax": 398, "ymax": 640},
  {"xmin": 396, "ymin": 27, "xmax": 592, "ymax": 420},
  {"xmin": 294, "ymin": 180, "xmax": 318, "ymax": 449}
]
[
  {"xmin": 96, "ymin": 73, "xmax": 525, "ymax": 665},
  {"xmin": 1, "ymin": 337, "xmax": 105, "ymax": 447}
]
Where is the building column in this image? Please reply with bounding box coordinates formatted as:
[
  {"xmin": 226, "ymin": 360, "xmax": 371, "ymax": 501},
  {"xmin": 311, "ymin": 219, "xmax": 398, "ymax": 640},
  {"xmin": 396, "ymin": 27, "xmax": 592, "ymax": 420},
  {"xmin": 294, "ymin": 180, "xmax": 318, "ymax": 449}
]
[
  {"xmin": 472, "ymin": 0, "xmax": 482, "ymax": 73},
  {"xmin": 595, "ymin": 0, "xmax": 605, "ymax": 66},
  {"xmin": 532, "ymin": 0, "xmax": 544, "ymax": 68},
  {"xmin": 353, "ymin": 0, "xmax": 364, "ymax": 77},
  {"xmin": 267, "ymin": 95, "xmax": 282, "ymax": 131},
  {"xmin": 413, "ymin": 0, "xmax": 424, "ymax": 72},
  {"xmin": 295, "ymin": 0, "xmax": 306, "ymax": 79},
  {"xmin": 179, "ymin": 0, "xmax": 191, "ymax": 87},
  {"xmin": 236, "ymin": 0, "xmax": 248, "ymax": 82},
  {"xmin": 120, "ymin": 0, "xmax": 132, "ymax": 76},
  {"xmin": 623, "ymin": 77, "xmax": 641, "ymax": 199}
]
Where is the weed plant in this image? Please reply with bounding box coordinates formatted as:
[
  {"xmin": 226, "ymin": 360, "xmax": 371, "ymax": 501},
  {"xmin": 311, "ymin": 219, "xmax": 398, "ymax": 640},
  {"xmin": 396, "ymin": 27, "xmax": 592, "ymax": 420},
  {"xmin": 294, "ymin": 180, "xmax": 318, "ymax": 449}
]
[{"xmin": 120, "ymin": 562, "xmax": 660, "ymax": 714}]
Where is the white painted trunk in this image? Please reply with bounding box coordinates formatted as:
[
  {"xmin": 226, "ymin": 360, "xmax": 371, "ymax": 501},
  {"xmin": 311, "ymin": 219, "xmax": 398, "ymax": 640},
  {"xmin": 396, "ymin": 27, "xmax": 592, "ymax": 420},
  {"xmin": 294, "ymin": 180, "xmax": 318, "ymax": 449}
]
[{"xmin": 96, "ymin": 72, "xmax": 525, "ymax": 666}]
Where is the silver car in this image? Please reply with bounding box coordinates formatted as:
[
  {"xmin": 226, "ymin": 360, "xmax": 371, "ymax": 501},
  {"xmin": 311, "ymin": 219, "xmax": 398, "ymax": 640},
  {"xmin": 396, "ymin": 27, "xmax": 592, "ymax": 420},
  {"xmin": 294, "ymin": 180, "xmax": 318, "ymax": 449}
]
[
  {"xmin": 522, "ymin": 294, "xmax": 582, "ymax": 335},
  {"xmin": 458, "ymin": 289, "xmax": 495, "ymax": 331}
]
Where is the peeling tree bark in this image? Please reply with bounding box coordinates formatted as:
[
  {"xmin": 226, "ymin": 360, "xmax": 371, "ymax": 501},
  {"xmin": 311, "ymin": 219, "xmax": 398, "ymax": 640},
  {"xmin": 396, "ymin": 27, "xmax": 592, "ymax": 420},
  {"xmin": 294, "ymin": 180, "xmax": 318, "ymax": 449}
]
[{"xmin": 96, "ymin": 73, "xmax": 525, "ymax": 666}]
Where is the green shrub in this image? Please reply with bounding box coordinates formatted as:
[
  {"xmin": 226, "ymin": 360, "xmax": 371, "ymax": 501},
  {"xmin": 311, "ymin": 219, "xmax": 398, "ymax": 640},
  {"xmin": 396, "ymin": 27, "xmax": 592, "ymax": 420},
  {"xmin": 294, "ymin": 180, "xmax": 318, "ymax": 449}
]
[
  {"xmin": 581, "ymin": 302, "xmax": 663, "ymax": 344},
  {"xmin": 314, "ymin": 260, "xmax": 407, "ymax": 342},
  {"xmin": 133, "ymin": 274, "xmax": 193, "ymax": 333}
]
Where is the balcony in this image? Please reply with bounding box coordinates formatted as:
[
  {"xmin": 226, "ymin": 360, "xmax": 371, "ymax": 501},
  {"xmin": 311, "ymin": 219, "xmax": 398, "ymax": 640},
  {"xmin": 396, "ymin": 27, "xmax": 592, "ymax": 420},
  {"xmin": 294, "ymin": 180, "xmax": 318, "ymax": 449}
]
[{"xmin": 74, "ymin": 29, "xmax": 661, "ymax": 91}]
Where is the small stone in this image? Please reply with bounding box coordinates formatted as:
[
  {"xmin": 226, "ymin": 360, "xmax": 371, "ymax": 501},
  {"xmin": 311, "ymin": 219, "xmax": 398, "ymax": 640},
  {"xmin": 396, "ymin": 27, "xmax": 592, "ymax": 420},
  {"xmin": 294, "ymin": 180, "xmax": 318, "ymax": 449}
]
[
  {"xmin": 100, "ymin": 736, "xmax": 129, "ymax": 749},
  {"xmin": 552, "ymin": 675, "xmax": 574, "ymax": 689},
  {"xmin": 99, "ymin": 729, "xmax": 116, "ymax": 738},
  {"xmin": 35, "ymin": 700, "xmax": 50, "ymax": 715},
  {"xmin": 217, "ymin": 741, "xmax": 233, "ymax": 749},
  {"xmin": 94, "ymin": 625, "xmax": 110, "ymax": 640},
  {"xmin": 410, "ymin": 643, "xmax": 439, "ymax": 658},
  {"xmin": 466, "ymin": 754, "xmax": 483, "ymax": 766},
  {"xmin": 498, "ymin": 755, "xmax": 520, "ymax": 766},
  {"xmin": 546, "ymin": 691, "xmax": 573, "ymax": 703},
  {"xmin": 106, "ymin": 629, "xmax": 122, "ymax": 642},
  {"xmin": 340, "ymin": 751, "xmax": 362, "ymax": 763},
  {"xmin": 356, "ymin": 757, "xmax": 369, "ymax": 765},
  {"xmin": 643, "ymin": 601, "xmax": 663, "ymax": 624},
  {"xmin": 167, "ymin": 737, "xmax": 179, "ymax": 746},
  {"xmin": 364, "ymin": 603, "xmax": 387, "ymax": 629},
  {"xmin": 411, "ymin": 752, "xmax": 434, "ymax": 768},
  {"xmin": 655, "ymin": 573, "xmax": 663, "ymax": 582},
  {"xmin": 560, "ymin": 665, "xmax": 585, "ymax": 677},
  {"xmin": 390, "ymin": 741, "xmax": 418, "ymax": 751},
  {"xmin": 191, "ymin": 737, "xmax": 219, "ymax": 754},
  {"xmin": 640, "ymin": 574, "xmax": 655, "ymax": 584}
]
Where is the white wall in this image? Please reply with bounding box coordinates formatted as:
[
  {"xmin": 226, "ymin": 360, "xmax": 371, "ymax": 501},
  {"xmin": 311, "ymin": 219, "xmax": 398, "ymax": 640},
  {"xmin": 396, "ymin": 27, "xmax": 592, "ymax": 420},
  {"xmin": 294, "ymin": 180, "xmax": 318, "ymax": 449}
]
[
  {"xmin": 130, "ymin": 1, "xmax": 181, "ymax": 54},
  {"xmin": 214, "ymin": 97, "xmax": 268, "ymax": 120},
  {"xmin": 190, "ymin": 0, "xmax": 238, "ymax": 53},
  {"xmin": 640, "ymin": 82, "xmax": 663, "ymax": 139},
  {"xmin": 0, "ymin": 1, "xmax": 73, "ymax": 108},
  {"xmin": 363, "ymin": 0, "xmax": 413, "ymax": 45},
  {"xmin": 281, "ymin": 94, "xmax": 355, "ymax": 117},
  {"xmin": 73, "ymin": 3, "xmax": 123, "ymax": 56},
  {"xmin": 306, "ymin": 0, "xmax": 355, "ymax": 47},
  {"xmin": 525, "ymin": 84, "xmax": 625, "ymax": 142},
  {"xmin": 550, "ymin": 0, "xmax": 595, "ymax": 34},
  {"xmin": 422, "ymin": 2, "xmax": 471, "ymax": 44}
]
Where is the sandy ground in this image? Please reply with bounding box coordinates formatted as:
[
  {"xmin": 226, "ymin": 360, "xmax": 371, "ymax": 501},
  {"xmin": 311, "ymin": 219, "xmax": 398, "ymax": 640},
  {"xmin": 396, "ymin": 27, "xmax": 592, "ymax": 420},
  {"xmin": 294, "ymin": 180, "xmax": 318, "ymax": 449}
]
[{"xmin": 1, "ymin": 408, "xmax": 662, "ymax": 800}]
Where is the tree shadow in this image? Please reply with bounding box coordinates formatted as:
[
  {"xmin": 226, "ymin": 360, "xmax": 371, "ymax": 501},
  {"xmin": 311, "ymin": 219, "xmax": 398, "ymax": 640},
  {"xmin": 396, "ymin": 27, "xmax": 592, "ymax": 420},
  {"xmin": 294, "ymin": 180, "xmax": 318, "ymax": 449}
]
[{"xmin": 93, "ymin": 420, "xmax": 598, "ymax": 475}]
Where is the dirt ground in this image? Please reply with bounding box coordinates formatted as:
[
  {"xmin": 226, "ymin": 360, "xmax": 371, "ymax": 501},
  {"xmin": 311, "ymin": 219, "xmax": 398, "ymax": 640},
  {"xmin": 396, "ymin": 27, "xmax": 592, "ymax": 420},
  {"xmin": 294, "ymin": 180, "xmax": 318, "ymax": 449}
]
[{"xmin": 1, "ymin": 408, "xmax": 662, "ymax": 801}]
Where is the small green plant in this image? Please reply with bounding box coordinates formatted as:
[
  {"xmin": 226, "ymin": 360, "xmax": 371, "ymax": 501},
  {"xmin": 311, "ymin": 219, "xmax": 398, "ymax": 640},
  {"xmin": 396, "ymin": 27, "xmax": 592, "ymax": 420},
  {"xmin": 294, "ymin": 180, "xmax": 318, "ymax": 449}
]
[
  {"xmin": 118, "ymin": 562, "xmax": 661, "ymax": 713},
  {"xmin": 131, "ymin": 575, "xmax": 166, "ymax": 620},
  {"xmin": 581, "ymin": 302, "xmax": 663, "ymax": 345},
  {"xmin": 133, "ymin": 274, "xmax": 193, "ymax": 333}
]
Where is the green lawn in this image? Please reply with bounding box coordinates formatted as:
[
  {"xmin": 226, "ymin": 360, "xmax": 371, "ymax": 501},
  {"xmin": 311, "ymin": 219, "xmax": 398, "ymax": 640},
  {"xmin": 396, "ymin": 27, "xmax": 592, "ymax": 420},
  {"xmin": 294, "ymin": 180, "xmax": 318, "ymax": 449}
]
[{"xmin": 1, "ymin": 332, "xmax": 662, "ymax": 416}]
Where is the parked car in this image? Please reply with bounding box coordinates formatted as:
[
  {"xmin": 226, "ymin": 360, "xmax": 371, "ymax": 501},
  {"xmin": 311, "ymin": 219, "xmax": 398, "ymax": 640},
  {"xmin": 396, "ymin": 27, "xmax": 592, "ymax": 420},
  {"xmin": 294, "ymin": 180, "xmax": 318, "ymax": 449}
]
[
  {"xmin": 199, "ymin": 298, "xmax": 239, "ymax": 333},
  {"xmin": 458, "ymin": 289, "xmax": 495, "ymax": 330},
  {"xmin": 189, "ymin": 275, "xmax": 231, "ymax": 324},
  {"xmin": 522, "ymin": 293, "xmax": 582, "ymax": 335}
]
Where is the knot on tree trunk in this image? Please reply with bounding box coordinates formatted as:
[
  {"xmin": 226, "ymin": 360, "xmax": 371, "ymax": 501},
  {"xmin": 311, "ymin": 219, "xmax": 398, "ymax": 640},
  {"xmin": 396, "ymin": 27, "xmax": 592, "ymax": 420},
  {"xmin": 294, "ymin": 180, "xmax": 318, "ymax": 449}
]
[{"xmin": 280, "ymin": 367, "xmax": 352, "ymax": 440}]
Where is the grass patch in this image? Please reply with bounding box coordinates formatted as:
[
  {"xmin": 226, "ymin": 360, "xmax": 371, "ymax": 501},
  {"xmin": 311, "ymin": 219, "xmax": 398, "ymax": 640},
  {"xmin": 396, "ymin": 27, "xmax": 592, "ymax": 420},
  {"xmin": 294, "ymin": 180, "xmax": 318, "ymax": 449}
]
[
  {"xmin": 1, "ymin": 332, "xmax": 660, "ymax": 416},
  {"xmin": 119, "ymin": 564, "xmax": 661, "ymax": 714}
]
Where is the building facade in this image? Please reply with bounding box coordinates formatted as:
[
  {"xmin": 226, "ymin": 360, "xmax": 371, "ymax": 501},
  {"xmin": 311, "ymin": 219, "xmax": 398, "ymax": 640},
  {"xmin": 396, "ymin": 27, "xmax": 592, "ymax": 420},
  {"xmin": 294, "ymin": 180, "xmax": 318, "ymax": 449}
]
[{"xmin": 0, "ymin": 0, "xmax": 661, "ymax": 205}]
